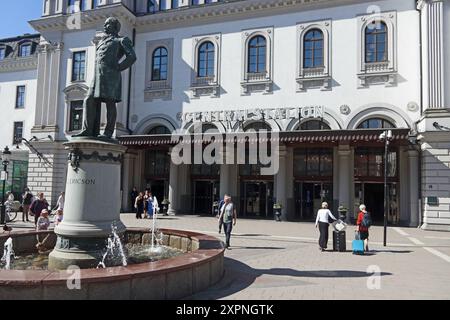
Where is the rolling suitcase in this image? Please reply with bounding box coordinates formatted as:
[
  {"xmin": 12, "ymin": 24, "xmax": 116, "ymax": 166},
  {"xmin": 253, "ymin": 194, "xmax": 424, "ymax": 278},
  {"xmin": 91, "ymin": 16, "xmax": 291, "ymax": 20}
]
[
  {"xmin": 333, "ymin": 231, "xmax": 346, "ymax": 252},
  {"xmin": 352, "ymin": 232, "xmax": 364, "ymax": 255}
]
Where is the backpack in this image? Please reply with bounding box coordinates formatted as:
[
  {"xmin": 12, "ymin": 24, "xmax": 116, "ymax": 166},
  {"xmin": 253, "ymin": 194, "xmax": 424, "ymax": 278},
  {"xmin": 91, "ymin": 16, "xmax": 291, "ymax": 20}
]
[{"xmin": 361, "ymin": 212, "xmax": 372, "ymax": 228}]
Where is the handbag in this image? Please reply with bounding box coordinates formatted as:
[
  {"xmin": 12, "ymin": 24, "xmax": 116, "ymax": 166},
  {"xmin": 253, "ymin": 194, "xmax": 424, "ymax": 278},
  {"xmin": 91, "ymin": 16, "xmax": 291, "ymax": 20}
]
[{"xmin": 354, "ymin": 231, "xmax": 361, "ymax": 240}]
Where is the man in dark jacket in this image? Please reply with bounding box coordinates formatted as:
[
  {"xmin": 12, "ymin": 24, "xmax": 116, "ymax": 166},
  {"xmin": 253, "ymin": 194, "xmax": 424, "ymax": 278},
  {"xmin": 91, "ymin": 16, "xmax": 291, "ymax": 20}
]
[{"xmin": 30, "ymin": 193, "xmax": 49, "ymax": 226}]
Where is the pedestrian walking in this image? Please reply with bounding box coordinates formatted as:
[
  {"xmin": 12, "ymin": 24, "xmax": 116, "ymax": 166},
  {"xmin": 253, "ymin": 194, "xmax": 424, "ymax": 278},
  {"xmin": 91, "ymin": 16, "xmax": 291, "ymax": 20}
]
[
  {"xmin": 356, "ymin": 204, "xmax": 372, "ymax": 252},
  {"xmin": 147, "ymin": 192, "xmax": 155, "ymax": 219},
  {"xmin": 22, "ymin": 188, "xmax": 33, "ymax": 222},
  {"xmin": 55, "ymin": 192, "xmax": 65, "ymax": 214},
  {"xmin": 30, "ymin": 193, "xmax": 49, "ymax": 226},
  {"xmin": 130, "ymin": 187, "xmax": 138, "ymax": 211},
  {"xmin": 315, "ymin": 202, "xmax": 337, "ymax": 252},
  {"xmin": 217, "ymin": 197, "xmax": 225, "ymax": 234},
  {"xmin": 218, "ymin": 195, "xmax": 237, "ymax": 249},
  {"xmin": 135, "ymin": 192, "xmax": 144, "ymax": 219}
]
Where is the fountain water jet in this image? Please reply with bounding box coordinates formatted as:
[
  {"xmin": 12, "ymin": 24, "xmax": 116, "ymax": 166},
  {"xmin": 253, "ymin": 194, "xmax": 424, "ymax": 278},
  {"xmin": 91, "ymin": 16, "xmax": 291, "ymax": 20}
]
[
  {"xmin": 1, "ymin": 238, "xmax": 14, "ymax": 270},
  {"xmin": 97, "ymin": 223, "xmax": 127, "ymax": 269}
]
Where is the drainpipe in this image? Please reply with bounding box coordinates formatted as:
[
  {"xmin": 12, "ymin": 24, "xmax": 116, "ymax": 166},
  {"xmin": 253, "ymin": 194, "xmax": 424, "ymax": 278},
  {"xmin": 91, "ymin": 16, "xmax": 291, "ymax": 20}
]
[
  {"xmin": 415, "ymin": 1, "xmax": 424, "ymax": 228},
  {"xmin": 126, "ymin": 27, "xmax": 136, "ymax": 135}
]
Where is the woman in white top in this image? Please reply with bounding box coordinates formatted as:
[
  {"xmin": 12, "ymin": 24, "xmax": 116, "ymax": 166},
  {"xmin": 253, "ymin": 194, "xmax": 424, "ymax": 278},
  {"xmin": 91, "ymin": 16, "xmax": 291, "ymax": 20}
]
[
  {"xmin": 56, "ymin": 192, "xmax": 65, "ymax": 212},
  {"xmin": 315, "ymin": 202, "xmax": 337, "ymax": 252}
]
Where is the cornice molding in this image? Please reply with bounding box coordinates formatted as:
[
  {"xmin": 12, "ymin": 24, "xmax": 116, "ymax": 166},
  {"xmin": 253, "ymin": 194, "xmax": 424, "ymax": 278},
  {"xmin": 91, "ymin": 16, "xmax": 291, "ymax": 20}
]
[
  {"xmin": 0, "ymin": 57, "xmax": 38, "ymax": 72},
  {"xmin": 29, "ymin": 4, "xmax": 136, "ymax": 33},
  {"xmin": 135, "ymin": 0, "xmax": 375, "ymax": 32},
  {"xmin": 29, "ymin": 0, "xmax": 376, "ymax": 33}
]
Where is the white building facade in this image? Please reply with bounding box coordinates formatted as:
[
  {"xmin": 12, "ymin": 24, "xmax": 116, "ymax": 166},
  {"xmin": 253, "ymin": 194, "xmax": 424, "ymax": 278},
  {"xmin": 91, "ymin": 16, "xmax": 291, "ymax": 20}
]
[
  {"xmin": 0, "ymin": 34, "xmax": 39, "ymax": 201},
  {"xmin": 1, "ymin": 0, "xmax": 447, "ymax": 229}
]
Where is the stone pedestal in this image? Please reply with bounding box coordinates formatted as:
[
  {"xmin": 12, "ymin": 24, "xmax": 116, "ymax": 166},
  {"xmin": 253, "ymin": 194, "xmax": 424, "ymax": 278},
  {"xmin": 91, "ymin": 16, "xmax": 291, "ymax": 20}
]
[{"xmin": 48, "ymin": 139, "xmax": 126, "ymax": 270}]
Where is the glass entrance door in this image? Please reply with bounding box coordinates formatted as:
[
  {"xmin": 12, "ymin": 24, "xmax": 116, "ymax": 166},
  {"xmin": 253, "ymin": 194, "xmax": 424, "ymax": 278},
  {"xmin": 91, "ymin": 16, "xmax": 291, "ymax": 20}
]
[
  {"xmin": 354, "ymin": 182, "xmax": 399, "ymax": 224},
  {"xmin": 294, "ymin": 182, "xmax": 333, "ymax": 221},
  {"xmin": 241, "ymin": 181, "xmax": 274, "ymax": 218},
  {"xmin": 193, "ymin": 180, "xmax": 219, "ymax": 215},
  {"xmin": 146, "ymin": 179, "xmax": 168, "ymax": 205}
]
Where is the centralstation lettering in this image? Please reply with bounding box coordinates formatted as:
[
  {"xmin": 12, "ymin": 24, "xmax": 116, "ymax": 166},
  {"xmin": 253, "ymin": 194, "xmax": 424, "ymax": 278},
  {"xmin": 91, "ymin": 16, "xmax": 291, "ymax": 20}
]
[{"xmin": 183, "ymin": 106, "xmax": 324, "ymax": 123}]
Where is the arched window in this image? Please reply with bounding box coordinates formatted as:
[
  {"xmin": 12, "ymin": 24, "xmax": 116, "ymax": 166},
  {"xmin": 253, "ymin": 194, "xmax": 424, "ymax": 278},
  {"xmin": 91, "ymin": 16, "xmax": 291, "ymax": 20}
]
[
  {"xmin": 188, "ymin": 123, "xmax": 219, "ymax": 134},
  {"xmin": 148, "ymin": 126, "xmax": 171, "ymax": 135},
  {"xmin": 365, "ymin": 21, "xmax": 388, "ymax": 63},
  {"xmin": 147, "ymin": 0, "xmax": 156, "ymax": 13},
  {"xmin": 298, "ymin": 120, "xmax": 331, "ymax": 131},
  {"xmin": 248, "ymin": 36, "xmax": 266, "ymax": 74},
  {"xmin": 244, "ymin": 121, "xmax": 272, "ymax": 132},
  {"xmin": 197, "ymin": 41, "xmax": 215, "ymax": 77},
  {"xmin": 151, "ymin": 47, "xmax": 168, "ymax": 81},
  {"xmin": 357, "ymin": 118, "xmax": 395, "ymax": 129},
  {"xmin": 303, "ymin": 29, "xmax": 324, "ymax": 68}
]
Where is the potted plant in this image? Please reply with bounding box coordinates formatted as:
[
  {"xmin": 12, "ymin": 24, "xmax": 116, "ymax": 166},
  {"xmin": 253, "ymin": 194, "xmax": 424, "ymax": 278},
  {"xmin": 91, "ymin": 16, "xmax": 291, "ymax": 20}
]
[{"xmin": 273, "ymin": 203, "xmax": 283, "ymax": 222}]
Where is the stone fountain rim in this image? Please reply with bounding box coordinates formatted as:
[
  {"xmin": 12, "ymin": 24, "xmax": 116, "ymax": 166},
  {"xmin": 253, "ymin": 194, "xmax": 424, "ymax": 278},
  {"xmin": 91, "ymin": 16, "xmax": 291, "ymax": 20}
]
[{"xmin": 0, "ymin": 228, "xmax": 224, "ymax": 286}]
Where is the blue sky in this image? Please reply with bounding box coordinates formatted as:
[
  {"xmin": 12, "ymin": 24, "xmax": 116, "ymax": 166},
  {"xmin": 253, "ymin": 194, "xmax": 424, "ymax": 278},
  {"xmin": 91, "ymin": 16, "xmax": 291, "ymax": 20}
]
[{"xmin": 0, "ymin": 1, "xmax": 42, "ymax": 39}]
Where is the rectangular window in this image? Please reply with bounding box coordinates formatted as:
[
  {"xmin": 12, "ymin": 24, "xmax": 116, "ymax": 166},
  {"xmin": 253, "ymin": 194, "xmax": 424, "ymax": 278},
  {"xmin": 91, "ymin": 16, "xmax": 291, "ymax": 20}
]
[
  {"xmin": 72, "ymin": 51, "xmax": 86, "ymax": 81},
  {"xmin": 0, "ymin": 48, "xmax": 5, "ymax": 60},
  {"xmin": 145, "ymin": 150, "xmax": 170, "ymax": 177},
  {"xmin": 69, "ymin": 101, "xmax": 83, "ymax": 131},
  {"xmin": 294, "ymin": 148, "xmax": 333, "ymax": 177},
  {"xmin": 67, "ymin": 0, "xmax": 77, "ymax": 13},
  {"xmin": 19, "ymin": 44, "xmax": 31, "ymax": 57},
  {"xmin": 16, "ymin": 86, "xmax": 25, "ymax": 108},
  {"xmin": 13, "ymin": 122, "xmax": 23, "ymax": 144},
  {"xmin": 159, "ymin": 0, "xmax": 167, "ymax": 10},
  {"xmin": 354, "ymin": 148, "xmax": 397, "ymax": 178}
]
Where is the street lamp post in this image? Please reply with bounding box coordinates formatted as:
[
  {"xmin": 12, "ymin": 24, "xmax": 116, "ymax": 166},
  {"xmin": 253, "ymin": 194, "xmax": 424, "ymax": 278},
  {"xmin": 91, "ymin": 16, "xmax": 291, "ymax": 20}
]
[
  {"xmin": 1, "ymin": 146, "xmax": 12, "ymax": 225},
  {"xmin": 379, "ymin": 130, "xmax": 393, "ymax": 247}
]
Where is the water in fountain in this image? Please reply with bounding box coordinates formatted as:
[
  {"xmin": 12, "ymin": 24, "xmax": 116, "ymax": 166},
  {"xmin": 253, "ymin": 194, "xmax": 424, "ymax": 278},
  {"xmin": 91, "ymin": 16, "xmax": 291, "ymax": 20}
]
[
  {"xmin": 97, "ymin": 223, "xmax": 128, "ymax": 269},
  {"xmin": 1, "ymin": 238, "xmax": 14, "ymax": 270},
  {"xmin": 150, "ymin": 210, "xmax": 164, "ymax": 253}
]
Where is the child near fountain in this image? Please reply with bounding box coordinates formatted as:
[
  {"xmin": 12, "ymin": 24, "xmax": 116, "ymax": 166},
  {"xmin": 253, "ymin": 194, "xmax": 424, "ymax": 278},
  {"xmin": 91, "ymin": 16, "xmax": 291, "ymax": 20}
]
[
  {"xmin": 36, "ymin": 209, "xmax": 50, "ymax": 231},
  {"xmin": 54, "ymin": 209, "xmax": 63, "ymax": 226},
  {"xmin": 36, "ymin": 209, "xmax": 51, "ymax": 254}
]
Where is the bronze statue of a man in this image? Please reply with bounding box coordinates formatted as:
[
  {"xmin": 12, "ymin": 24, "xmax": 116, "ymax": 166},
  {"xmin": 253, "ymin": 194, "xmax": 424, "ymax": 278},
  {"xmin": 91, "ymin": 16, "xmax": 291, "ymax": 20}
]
[{"xmin": 74, "ymin": 17, "xmax": 136, "ymax": 139}]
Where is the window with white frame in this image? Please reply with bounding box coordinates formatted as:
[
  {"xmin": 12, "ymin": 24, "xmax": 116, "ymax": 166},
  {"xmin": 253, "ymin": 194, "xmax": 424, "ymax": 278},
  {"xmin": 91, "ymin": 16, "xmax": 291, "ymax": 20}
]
[
  {"xmin": 241, "ymin": 27, "xmax": 274, "ymax": 95},
  {"xmin": 0, "ymin": 47, "xmax": 5, "ymax": 60},
  {"xmin": 147, "ymin": 0, "xmax": 156, "ymax": 13},
  {"xmin": 19, "ymin": 43, "xmax": 32, "ymax": 57},
  {"xmin": 72, "ymin": 51, "xmax": 86, "ymax": 82},
  {"xmin": 297, "ymin": 20, "xmax": 332, "ymax": 92},
  {"xmin": 151, "ymin": 47, "xmax": 168, "ymax": 81},
  {"xmin": 357, "ymin": 11, "xmax": 397, "ymax": 87},
  {"xmin": 16, "ymin": 86, "xmax": 25, "ymax": 108},
  {"xmin": 191, "ymin": 34, "xmax": 221, "ymax": 98},
  {"xmin": 145, "ymin": 39, "xmax": 173, "ymax": 102},
  {"xmin": 13, "ymin": 122, "xmax": 23, "ymax": 145},
  {"xmin": 69, "ymin": 100, "xmax": 84, "ymax": 132}
]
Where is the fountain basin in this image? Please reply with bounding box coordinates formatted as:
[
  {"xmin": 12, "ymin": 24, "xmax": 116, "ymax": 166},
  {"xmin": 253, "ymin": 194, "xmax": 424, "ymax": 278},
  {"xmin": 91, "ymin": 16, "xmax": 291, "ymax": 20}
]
[{"xmin": 0, "ymin": 228, "xmax": 224, "ymax": 300}]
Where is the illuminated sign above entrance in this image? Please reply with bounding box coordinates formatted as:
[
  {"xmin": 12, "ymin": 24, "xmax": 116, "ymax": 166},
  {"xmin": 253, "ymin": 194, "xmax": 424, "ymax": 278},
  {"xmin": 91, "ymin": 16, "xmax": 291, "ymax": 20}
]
[{"xmin": 182, "ymin": 106, "xmax": 324, "ymax": 123}]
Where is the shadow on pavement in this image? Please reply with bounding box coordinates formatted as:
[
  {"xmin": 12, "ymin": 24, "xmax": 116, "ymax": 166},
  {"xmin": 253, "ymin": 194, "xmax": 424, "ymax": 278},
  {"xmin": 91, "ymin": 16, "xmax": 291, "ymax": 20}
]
[
  {"xmin": 189, "ymin": 257, "xmax": 392, "ymax": 299},
  {"xmin": 231, "ymin": 246, "xmax": 286, "ymax": 250},
  {"xmin": 370, "ymin": 250, "xmax": 413, "ymax": 254}
]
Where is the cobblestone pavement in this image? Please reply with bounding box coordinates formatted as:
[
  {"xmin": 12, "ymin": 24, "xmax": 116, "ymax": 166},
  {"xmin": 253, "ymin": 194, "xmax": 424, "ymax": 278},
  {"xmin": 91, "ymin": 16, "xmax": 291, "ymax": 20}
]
[
  {"xmin": 6, "ymin": 213, "xmax": 450, "ymax": 299},
  {"xmin": 121, "ymin": 214, "xmax": 450, "ymax": 300}
]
